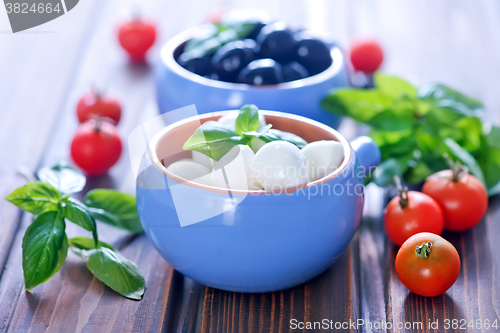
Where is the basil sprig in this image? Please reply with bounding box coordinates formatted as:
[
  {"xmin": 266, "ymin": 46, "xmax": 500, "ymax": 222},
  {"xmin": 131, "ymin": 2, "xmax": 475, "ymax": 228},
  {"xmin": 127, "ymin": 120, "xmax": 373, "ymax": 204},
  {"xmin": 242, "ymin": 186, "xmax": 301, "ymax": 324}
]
[
  {"xmin": 183, "ymin": 104, "xmax": 308, "ymax": 159},
  {"xmin": 322, "ymin": 72, "xmax": 500, "ymax": 196},
  {"xmin": 235, "ymin": 104, "xmax": 260, "ymax": 135},
  {"xmin": 5, "ymin": 165, "xmax": 146, "ymax": 300},
  {"xmin": 183, "ymin": 121, "xmax": 249, "ymax": 161}
]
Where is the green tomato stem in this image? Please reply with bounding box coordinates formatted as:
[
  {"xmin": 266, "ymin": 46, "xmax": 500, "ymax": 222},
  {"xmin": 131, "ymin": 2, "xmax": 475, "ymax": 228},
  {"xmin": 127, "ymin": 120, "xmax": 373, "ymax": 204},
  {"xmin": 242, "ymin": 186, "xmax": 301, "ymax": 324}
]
[
  {"xmin": 394, "ymin": 175, "xmax": 409, "ymax": 209},
  {"xmin": 443, "ymin": 153, "xmax": 468, "ymax": 182},
  {"xmin": 415, "ymin": 241, "xmax": 433, "ymax": 259}
]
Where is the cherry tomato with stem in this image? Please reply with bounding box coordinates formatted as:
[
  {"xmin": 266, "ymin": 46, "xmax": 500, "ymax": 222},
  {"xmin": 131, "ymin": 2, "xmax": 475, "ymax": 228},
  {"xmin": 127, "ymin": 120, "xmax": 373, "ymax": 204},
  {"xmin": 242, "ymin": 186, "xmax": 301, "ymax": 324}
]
[
  {"xmin": 422, "ymin": 155, "xmax": 488, "ymax": 231},
  {"xmin": 384, "ymin": 177, "xmax": 444, "ymax": 246},
  {"xmin": 77, "ymin": 89, "xmax": 121, "ymax": 124},
  {"xmin": 118, "ymin": 18, "xmax": 156, "ymax": 62},
  {"xmin": 71, "ymin": 118, "xmax": 122, "ymax": 176},
  {"xmin": 350, "ymin": 39, "xmax": 384, "ymax": 73},
  {"xmin": 396, "ymin": 232, "xmax": 460, "ymax": 297}
]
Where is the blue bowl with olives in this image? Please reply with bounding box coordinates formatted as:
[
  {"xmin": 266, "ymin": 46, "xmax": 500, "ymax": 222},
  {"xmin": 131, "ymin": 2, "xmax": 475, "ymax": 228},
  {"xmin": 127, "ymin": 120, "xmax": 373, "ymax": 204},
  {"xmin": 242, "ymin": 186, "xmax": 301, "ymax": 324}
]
[{"xmin": 155, "ymin": 18, "xmax": 349, "ymax": 128}]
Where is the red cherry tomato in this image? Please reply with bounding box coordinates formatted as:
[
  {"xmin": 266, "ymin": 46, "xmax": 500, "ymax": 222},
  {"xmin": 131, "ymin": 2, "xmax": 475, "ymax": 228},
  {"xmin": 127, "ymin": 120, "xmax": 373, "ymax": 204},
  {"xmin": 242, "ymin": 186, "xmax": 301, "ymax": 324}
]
[
  {"xmin": 384, "ymin": 190, "xmax": 444, "ymax": 246},
  {"xmin": 396, "ymin": 232, "xmax": 460, "ymax": 297},
  {"xmin": 77, "ymin": 91, "xmax": 122, "ymax": 124},
  {"xmin": 350, "ymin": 39, "xmax": 384, "ymax": 73},
  {"xmin": 422, "ymin": 169, "xmax": 488, "ymax": 231},
  {"xmin": 71, "ymin": 120, "xmax": 122, "ymax": 176},
  {"xmin": 118, "ymin": 19, "xmax": 156, "ymax": 62}
]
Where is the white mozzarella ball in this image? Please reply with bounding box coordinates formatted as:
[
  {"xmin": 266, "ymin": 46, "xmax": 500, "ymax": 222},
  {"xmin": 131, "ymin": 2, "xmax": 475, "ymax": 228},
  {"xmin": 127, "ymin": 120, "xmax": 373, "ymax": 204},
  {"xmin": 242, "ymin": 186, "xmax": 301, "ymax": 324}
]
[
  {"xmin": 301, "ymin": 140, "xmax": 344, "ymax": 181},
  {"xmin": 217, "ymin": 112, "xmax": 266, "ymax": 131},
  {"xmin": 251, "ymin": 141, "xmax": 309, "ymax": 191},
  {"xmin": 250, "ymin": 137, "xmax": 266, "ymax": 153},
  {"xmin": 191, "ymin": 151, "xmax": 215, "ymax": 169},
  {"xmin": 166, "ymin": 160, "xmax": 211, "ymax": 186},
  {"xmin": 211, "ymin": 145, "xmax": 260, "ymax": 190}
]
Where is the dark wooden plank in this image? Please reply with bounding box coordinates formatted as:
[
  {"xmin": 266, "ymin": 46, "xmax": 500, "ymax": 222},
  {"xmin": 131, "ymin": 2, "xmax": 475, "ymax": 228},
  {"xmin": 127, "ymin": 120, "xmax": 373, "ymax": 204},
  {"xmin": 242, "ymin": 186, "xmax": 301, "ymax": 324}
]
[
  {"xmin": 0, "ymin": 0, "xmax": 182, "ymax": 332},
  {"xmin": 0, "ymin": 0, "xmax": 104, "ymax": 285}
]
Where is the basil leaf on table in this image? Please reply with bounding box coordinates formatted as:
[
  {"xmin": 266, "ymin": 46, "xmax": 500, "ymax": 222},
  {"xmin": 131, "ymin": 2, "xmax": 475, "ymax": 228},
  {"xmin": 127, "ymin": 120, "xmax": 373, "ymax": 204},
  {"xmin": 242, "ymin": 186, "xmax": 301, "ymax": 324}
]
[
  {"xmin": 5, "ymin": 182, "xmax": 60, "ymax": 215},
  {"xmin": 37, "ymin": 163, "xmax": 86, "ymax": 195},
  {"xmin": 235, "ymin": 104, "xmax": 260, "ymax": 136},
  {"xmin": 86, "ymin": 247, "xmax": 145, "ymax": 300},
  {"xmin": 61, "ymin": 197, "xmax": 98, "ymax": 244},
  {"xmin": 69, "ymin": 236, "xmax": 114, "ymax": 258},
  {"xmin": 183, "ymin": 121, "xmax": 249, "ymax": 161},
  {"xmin": 444, "ymin": 138, "xmax": 486, "ymax": 185},
  {"xmin": 22, "ymin": 211, "xmax": 66, "ymax": 290},
  {"xmin": 69, "ymin": 237, "xmax": 114, "ymax": 251},
  {"xmin": 320, "ymin": 89, "xmax": 394, "ymax": 123},
  {"xmin": 84, "ymin": 189, "xmax": 143, "ymax": 234},
  {"xmin": 44, "ymin": 234, "xmax": 69, "ymax": 281},
  {"xmin": 374, "ymin": 73, "xmax": 417, "ymax": 99}
]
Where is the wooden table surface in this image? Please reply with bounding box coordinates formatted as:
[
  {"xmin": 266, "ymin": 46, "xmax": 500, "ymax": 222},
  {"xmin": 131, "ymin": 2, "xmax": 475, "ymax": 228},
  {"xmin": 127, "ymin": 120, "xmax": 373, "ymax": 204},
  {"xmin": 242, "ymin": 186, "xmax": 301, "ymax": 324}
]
[{"xmin": 0, "ymin": 0, "xmax": 499, "ymax": 332}]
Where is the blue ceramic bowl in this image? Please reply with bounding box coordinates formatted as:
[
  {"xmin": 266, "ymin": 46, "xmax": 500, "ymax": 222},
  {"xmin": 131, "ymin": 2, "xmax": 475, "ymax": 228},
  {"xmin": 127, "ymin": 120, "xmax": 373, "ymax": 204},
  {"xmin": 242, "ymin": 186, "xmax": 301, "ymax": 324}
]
[
  {"xmin": 136, "ymin": 111, "xmax": 380, "ymax": 293},
  {"xmin": 155, "ymin": 25, "xmax": 349, "ymax": 128}
]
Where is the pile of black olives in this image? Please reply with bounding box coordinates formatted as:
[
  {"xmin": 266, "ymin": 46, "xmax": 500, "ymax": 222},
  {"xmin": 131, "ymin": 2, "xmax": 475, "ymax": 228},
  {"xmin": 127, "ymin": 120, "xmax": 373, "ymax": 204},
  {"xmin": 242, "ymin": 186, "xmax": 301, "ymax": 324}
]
[{"xmin": 176, "ymin": 20, "xmax": 333, "ymax": 85}]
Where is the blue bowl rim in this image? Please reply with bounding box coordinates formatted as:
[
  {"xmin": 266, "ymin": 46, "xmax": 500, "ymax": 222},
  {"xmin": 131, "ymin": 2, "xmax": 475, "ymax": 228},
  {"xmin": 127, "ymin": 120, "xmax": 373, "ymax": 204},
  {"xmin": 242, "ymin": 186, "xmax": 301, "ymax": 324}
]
[
  {"xmin": 160, "ymin": 24, "xmax": 346, "ymax": 90},
  {"xmin": 148, "ymin": 110, "xmax": 354, "ymax": 196}
]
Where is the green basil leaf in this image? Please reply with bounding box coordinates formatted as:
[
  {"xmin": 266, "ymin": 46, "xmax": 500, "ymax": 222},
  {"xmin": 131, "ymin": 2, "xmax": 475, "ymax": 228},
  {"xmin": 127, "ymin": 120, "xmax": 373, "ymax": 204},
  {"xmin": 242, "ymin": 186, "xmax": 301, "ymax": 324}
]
[
  {"xmin": 414, "ymin": 129, "xmax": 439, "ymax": 156},
  {"xmin": 372, "ymin": 155, "xmax": 413, "ymax": 187},
  {"xmin": 86, "ymin": 248, "xmax": 145, "ymax": 300},
  {"xmin": 182, "ymin": 27, "xmax": 238, "ymax": 61},
  {"xmin": 486, "ymin": 125, "xmax": 500, "ymax": 149},
  {"xmin": 235, "ymin": 104, "xmax": 260, "ymax": 136},
  {"xmin": 183, "ymin": 121, "xmax": 249, "ymax": 161},
  {"xmin": 367, "ymin": 107, "xmax": 414, "ymax": 131},
  {"xmin": 37, "ymin": 163, "xmax": 86, "ymax": 195},
  {"xmin": 450, "ymin": 116, "xmax": 483, "ymax": 152},
  {"xmin": 374, "ymin": 73, "xmax": 417, "ymax": 99},
  {"xmin": 43, "ymin": 234, "xmax": 69, "ymax": 281},
  {"xmin": 22, "ymin": 211, "xmax": 66, "ymax": 289},
  {"xmin": 62, "ymin": 197, "xmax": 98, "ymax": 243},
  {"xmin": 444, "ymin": 138, "xmax": 486, "ymax": 185},
  {"xmin": 255, "ymin": 129, "xmax": 308, "ymax": 148},
  {"xmin": 243, "ymin": 124, "xmax": 272, "ymax": 137},
  {"xmin": 370, "ymin": 129, "xmax": 414, "ymax": 160},
  {"xmin": 53, "ymin": 234, "xmax": 68, "ymax": 276},
  {"xmin": 69, "ymin": 237, "xmax": 114, "ymax": 250},
  {"xmin": 417, "ymin": 83, "xmax": 483, "ymax": 117},
  {"xmin": 6, "ymin": 182, "xmax": 60, "ymax": 215},
  {"xmin": 403, "ymin": 160, "xmax": 433, "ymax": 184},
  {"xmin": 477, "ymin": 136, "xmax": 500, "ymax": 195},
  {"xmin": 69, "ymin": 236, "xmax": 114, "ymax": 258},
  {"xmin": 84, "ymin": 189, "xmax": 143, "ymax": 234},
  {"xmin": 321, "ymin": 89, "xmax": 394, "ymax": 123}
]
